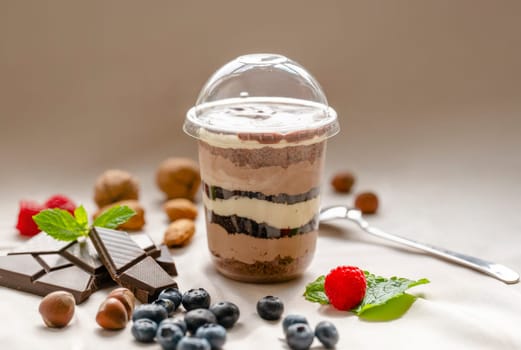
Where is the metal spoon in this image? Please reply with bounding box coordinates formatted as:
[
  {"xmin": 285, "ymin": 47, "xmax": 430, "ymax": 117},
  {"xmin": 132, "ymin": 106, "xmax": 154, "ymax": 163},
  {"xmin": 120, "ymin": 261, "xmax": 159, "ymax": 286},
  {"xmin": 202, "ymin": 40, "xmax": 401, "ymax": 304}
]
[{"xmin": 319, "ymin": 205, "xmax": 520, "ymax": 284}]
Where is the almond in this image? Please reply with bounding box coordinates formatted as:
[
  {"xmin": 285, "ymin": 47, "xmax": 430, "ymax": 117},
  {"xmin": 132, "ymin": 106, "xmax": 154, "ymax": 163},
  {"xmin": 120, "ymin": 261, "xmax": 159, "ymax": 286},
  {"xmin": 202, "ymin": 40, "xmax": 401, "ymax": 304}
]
[
  {"xmin": 164, "ymin": 219, "xmax": 196, "ymax": 247},
  {"xmin": 163, "ymin": 198, "xmax": 198, "ymax": 222}
]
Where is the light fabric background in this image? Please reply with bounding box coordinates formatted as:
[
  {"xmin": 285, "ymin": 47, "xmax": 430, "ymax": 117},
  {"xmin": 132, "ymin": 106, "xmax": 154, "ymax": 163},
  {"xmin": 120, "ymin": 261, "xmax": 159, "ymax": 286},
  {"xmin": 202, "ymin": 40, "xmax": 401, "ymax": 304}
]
[{"xmin": 0, "ymin": 1, "xmax": 520, "ymax": 349}]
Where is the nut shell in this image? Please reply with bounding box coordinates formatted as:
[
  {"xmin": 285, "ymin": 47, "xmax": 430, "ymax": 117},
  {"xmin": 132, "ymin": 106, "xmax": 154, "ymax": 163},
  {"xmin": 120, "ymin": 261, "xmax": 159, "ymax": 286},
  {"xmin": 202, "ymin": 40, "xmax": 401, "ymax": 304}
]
[
  {"xmin": 354, "ymin": 192, "xmax": 379, "ymax": 214},
  {"xmin": 96, "ymin": 297, "xmax": 128, "ymax": 330},
  {"xmin": 94, "ymin": 200, "xmax": 145, "ymax": 231},
  {"xmin": 156, "ymin": 158, "xmax": 200, "ymax": 200},
  {"xmin": 164, "ymin": 219, "xmax": 196, "ymax": 247},
  {"xmin": 94, "ymin": 169, "xmax": 139, "ymax": 208},
  {"xmin": 163, "ymin": 198, "xmax": 198, "ymax": 222},
  {"xmin": 331, "ymin": 172, "xmax": 355, "ymax": 193},
  {"xmin": 39, "ymin": 291, "xmax": 76, "ymax": 328},
  {"xmin": 107, "ymin": 287, "xmax": 135, "ymax": 320}
]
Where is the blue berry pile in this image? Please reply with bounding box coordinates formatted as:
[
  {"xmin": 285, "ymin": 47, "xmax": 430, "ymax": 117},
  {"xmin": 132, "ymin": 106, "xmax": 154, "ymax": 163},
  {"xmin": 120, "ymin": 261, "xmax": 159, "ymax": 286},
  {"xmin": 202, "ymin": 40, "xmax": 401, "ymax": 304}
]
[
  {"xmin": 282, "ymin": 315, "xmax": 339, "ymax": 350},
  {"xmin": 256, "ymin": 296, "xmax": 339, "ymax": 349},
  {"xmin": 131, "ymin": 287, "xmax": 240, "ymax": 349}
]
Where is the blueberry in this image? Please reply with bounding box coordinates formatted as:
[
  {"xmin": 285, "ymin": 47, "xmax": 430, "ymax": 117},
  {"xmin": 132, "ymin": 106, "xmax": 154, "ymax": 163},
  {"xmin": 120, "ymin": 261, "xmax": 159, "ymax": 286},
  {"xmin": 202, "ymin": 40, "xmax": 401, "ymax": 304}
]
[
  {"xmin": 156, "ymin": 322, "xmax": 184, "ymax": 350},
  {"xmin": 177, "ymin": 337, "xmax": 211, "ymax": 350},
  {"xmin": 182, "ymin": 288, "xmax": 211, "ymax": 311},
  {"xmin": 315, "ymin": 321, "xmax": 339, "ymax": 349},
  {"xmin": 195, "ymin": 323, "xmax": 227, "ymax": 349},
  {"xmin": 282, "ymin": 314, "xmax": 308, "ymax": 334},
  {"xmin": 153, "ymin": 298, "xmax": 175, "ymax": 316},
  {"xmin": 209, "ymin": 301, "xmax": 240, "ymax": 329},
  {"xmin": 132, "ymin": 304, "xmax": 168, "ymax": 324},
  {"xmin": 158, "ymin": 288, "xmax": 183, "ymax": 310},
  {"xmin": 131, "ymin": 318, "xmax": 157, "ymax": 343},
  {"xmin": 184, "ymin": 308, "xmax": 217, "ymax": 334},
  {"xmin": 159, "ymin": 318, "xmax": 187, "ymax": 335},
  {"xmin": 286, "ymin": 323, "xmax": 314, "ymax": 350},
  {"xmin": 256, "ymin": 295, "xmax": 284, "ymax": 320}
]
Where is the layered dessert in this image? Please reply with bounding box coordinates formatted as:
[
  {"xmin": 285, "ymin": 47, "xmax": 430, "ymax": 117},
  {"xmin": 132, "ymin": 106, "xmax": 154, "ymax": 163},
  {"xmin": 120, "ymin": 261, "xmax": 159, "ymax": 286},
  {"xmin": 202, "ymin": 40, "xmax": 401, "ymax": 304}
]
[
  {"xmin": 196, "ymin": 100, "xmax": 329, "ymax": 282},
  {"xmin": 184, "ymin": 53, "xmax": 339, "ymax": 282}
]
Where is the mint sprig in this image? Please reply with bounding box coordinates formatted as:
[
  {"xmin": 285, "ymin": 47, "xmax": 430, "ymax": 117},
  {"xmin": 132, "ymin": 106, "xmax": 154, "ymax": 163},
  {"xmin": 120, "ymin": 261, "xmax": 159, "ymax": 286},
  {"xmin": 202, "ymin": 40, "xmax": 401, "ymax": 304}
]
[
  {"xmin": 303, "ymin": 270, "xmax": 429, "ymax": 321},
  {"xmin": 33, "ymin": 204, "xmax": 136, "ymax": 242},
  {"xmin": 303, "ymin": 275, "xmax": 329, "ymax": 304},
  {"xmin": 92, "ymin": 205, "xmax": 136, "ymax": 229}
]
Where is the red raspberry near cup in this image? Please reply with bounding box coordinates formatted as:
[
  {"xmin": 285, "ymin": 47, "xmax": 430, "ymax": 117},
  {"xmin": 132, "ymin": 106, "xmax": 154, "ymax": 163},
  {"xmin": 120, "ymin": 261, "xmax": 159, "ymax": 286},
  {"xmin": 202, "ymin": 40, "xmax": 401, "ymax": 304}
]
[
  {"xmin": 324, "ymin": 265, "xmax": 367, "ymax": 311},
  {"xmin": 15, "ymin": 200, "xmax": 45, "ymax": 237},
  {"xmin": 44, "ymin": 194, "xmax": 76, "ymax": 215}
]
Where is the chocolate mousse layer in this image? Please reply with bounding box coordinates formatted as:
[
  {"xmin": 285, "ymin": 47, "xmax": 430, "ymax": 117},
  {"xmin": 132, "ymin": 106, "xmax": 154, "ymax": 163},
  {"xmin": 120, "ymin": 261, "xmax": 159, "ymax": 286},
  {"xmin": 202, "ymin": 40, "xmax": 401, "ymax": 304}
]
[
  {"xmin": 207, "ymin": 223, "xmax": 317, "ymax": 282},
  {"xmin": 199, "ymin": 141, "xmax": 325, "ymax": 196}
]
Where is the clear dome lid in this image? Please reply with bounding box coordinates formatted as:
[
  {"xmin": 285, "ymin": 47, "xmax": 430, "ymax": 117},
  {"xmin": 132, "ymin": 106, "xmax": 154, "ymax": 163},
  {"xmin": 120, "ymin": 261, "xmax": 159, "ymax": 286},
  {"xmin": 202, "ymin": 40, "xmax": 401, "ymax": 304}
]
[{"xmin": 184, "ymin": 53, "xmax": 339, "ymax": 143}]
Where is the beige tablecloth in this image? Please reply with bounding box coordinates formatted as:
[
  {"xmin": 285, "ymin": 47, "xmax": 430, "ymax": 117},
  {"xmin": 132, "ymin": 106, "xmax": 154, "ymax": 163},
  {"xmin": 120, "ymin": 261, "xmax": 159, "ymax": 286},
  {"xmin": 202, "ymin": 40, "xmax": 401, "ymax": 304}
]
[{"xmin": 1, "ymin": 1, "xmax": 521, "ymax": 348}]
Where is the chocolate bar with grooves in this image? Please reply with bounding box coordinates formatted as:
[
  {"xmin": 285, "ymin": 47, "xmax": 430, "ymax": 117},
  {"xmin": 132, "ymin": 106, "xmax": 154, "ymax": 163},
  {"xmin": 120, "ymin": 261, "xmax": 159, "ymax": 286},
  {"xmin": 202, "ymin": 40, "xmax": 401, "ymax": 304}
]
[
  {"xmin": 0, "ymin": 254, "xmax": 96, "ymax": 303},
  {"xmin": 89, "ymin": 227, "xmax": 178, "ymax": 303}
]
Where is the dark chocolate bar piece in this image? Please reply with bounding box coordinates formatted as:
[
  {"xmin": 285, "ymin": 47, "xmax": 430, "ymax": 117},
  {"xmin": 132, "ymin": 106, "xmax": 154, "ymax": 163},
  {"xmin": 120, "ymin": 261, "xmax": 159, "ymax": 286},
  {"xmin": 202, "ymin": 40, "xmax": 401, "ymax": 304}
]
[
  {"xmin": 155, "ymin": 245, "xmax": 178, "ymax": 276},
  {"xmin": 131, "ymin": 232, "xmax": 161, "ymax": 258},
  {"xmin": 0, "ymin": 254, "xmax": 96, "ymax": 303},
  {"xmin": 61, "ymin": 240, "xmax": 105, "ymax": 275},
  {"xmin": 1, "ymin": 231, "xmax": 177, "ymax": 304},
  {"xmin": 34, "ymin": 254, "xmax": 73, "ymax": 272},
  {"xmin": 8, "ymin": 233, "xmax": 74, "ymax": 255},
  {"xmin": 90, "ymin": 227, "xmax": 178, "ymax": 302},
  {"xmin": 34, "ymin": 265, "xmax": 96, "ymax": 303}
]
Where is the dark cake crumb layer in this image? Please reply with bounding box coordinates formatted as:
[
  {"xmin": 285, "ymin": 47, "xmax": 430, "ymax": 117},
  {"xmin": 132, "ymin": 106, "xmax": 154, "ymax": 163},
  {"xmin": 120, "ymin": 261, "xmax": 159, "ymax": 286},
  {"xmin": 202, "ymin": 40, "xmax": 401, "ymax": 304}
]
[
  {"xmin": 211, "ymin": 253, "xmax": 314, "ymax": 283},
  {"xmin": 203, "ymin": 182, "xmax": 320, "ymax": 204},
  {"xmin": 207, "ymin": 209, "xmax": 318, "ymax": 239}
]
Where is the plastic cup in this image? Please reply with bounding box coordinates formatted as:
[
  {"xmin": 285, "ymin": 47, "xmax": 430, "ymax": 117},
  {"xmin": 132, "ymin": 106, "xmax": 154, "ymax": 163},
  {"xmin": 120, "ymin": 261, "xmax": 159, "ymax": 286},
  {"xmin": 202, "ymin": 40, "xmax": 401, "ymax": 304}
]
[{"xmin": 184, "ymin": 54, "xmax": 339, "ymax": 282}]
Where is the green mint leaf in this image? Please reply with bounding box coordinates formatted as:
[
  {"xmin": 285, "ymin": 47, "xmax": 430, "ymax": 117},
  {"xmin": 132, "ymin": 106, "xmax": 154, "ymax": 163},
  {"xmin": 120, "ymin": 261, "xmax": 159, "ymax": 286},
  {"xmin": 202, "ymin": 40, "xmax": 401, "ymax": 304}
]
[
  {"xmin": 93, "ymin": 205, "xmax": 136, "ymax": 229},
  {"xmin": 74, "ymin": 205, "xmax": 88, "ymax": 228},
  {"xmin": 303, "ymin": 275, "xmax": 329, "ymax": 304},
  {"xmin": 352, "ymin": 271, "xmax": 429, "ymax": 315},
  {"xmin": 357, "ymin": 293, "xmax": 417, "ymax": 321},
  {"xmin": 33, "ymin": 208, "xmax": 87, "ymax": 242}
]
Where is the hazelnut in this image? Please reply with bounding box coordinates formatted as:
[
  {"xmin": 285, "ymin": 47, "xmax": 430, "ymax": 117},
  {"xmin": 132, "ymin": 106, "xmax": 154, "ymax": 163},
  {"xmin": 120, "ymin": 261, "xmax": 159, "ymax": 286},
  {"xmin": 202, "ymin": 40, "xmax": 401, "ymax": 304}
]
[
  {"xmin": 156, "ymin": 158, "xmax": 200, "ymax": 200},
  {"xmin": 94, "ymin": 169, "xmax": 139, "ymax": 208},
  {"xmin": 164, "ymin": 219, "xmax": 196, "ymax": 247},
  {"xmin": 163, "ymin": 198, "xmax": 198, "ymax": 222},
  {"xmin": 94, "ymin": 200, "xmax": 145, "ymax": 231},
  {"xmin": 354, "ymin": 192, "xmax": 379, "ymax": 214},
  {"xmin": 96, "ymin": 297, "xmax": 128, "ymax": 330},
  {"xmin": 107, "ymin": 287, "xmax": 135, "ymax": 320},
  {"xmin": 38, "ymin": 291, "xmax": 76, "ymax": 328},
  {"xmin": 331, "ymin": 171, "xmax": 356, "ymax": 193}
]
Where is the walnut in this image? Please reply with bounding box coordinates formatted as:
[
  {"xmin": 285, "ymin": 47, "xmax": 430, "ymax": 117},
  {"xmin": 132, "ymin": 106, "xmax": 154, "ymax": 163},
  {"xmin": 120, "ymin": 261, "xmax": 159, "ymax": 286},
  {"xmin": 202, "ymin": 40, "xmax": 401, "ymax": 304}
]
[
  {"xmin": 94, "ymin": 199, "xmax": 145, "ymax": 231},
  {"xmin": 94, "ymin": 170, "xmax": 139, "ymax": 208},
  {"xmin": 156, "ymin": 158, "xmax": 200, "ymax": 200},
  {"xmin": 163, "ymin": 199, "xmax": 198, "ymax": 222}
]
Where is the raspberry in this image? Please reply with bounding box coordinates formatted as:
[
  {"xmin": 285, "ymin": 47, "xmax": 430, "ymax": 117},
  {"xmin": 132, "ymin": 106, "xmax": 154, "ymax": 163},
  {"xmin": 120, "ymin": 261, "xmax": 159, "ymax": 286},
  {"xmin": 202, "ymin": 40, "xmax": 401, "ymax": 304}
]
[
  {"xmin": 16, "ymin": 200, "xmax": 45, "ymax": 237},
  {"xmin": 44, "ymin": 195, "xmax": 76, "ymax": 215},
  {"xmin": 324, "ymin": 265, "xmax": 367, "ymax": 311}
]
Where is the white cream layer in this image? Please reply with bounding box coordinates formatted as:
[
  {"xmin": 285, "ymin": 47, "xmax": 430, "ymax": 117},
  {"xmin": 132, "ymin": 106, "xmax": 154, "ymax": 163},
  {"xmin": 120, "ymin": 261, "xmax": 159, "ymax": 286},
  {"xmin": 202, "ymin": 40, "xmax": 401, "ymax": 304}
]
[
  {"xmin": 198, "ymin": 128, "xmax": 326, "ymax": 149},
  {"xmin": 202, "ymin": 192, "xmax": 320, "ymax": 229}
]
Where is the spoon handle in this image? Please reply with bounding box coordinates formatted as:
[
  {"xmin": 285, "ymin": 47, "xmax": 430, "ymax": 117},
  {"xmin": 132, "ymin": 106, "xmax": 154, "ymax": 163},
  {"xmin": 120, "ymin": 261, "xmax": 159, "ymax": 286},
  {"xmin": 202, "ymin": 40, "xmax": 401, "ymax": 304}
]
[{"xmin": 352, "ymin": 216, "xmax": 519, "ymax": 284}]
